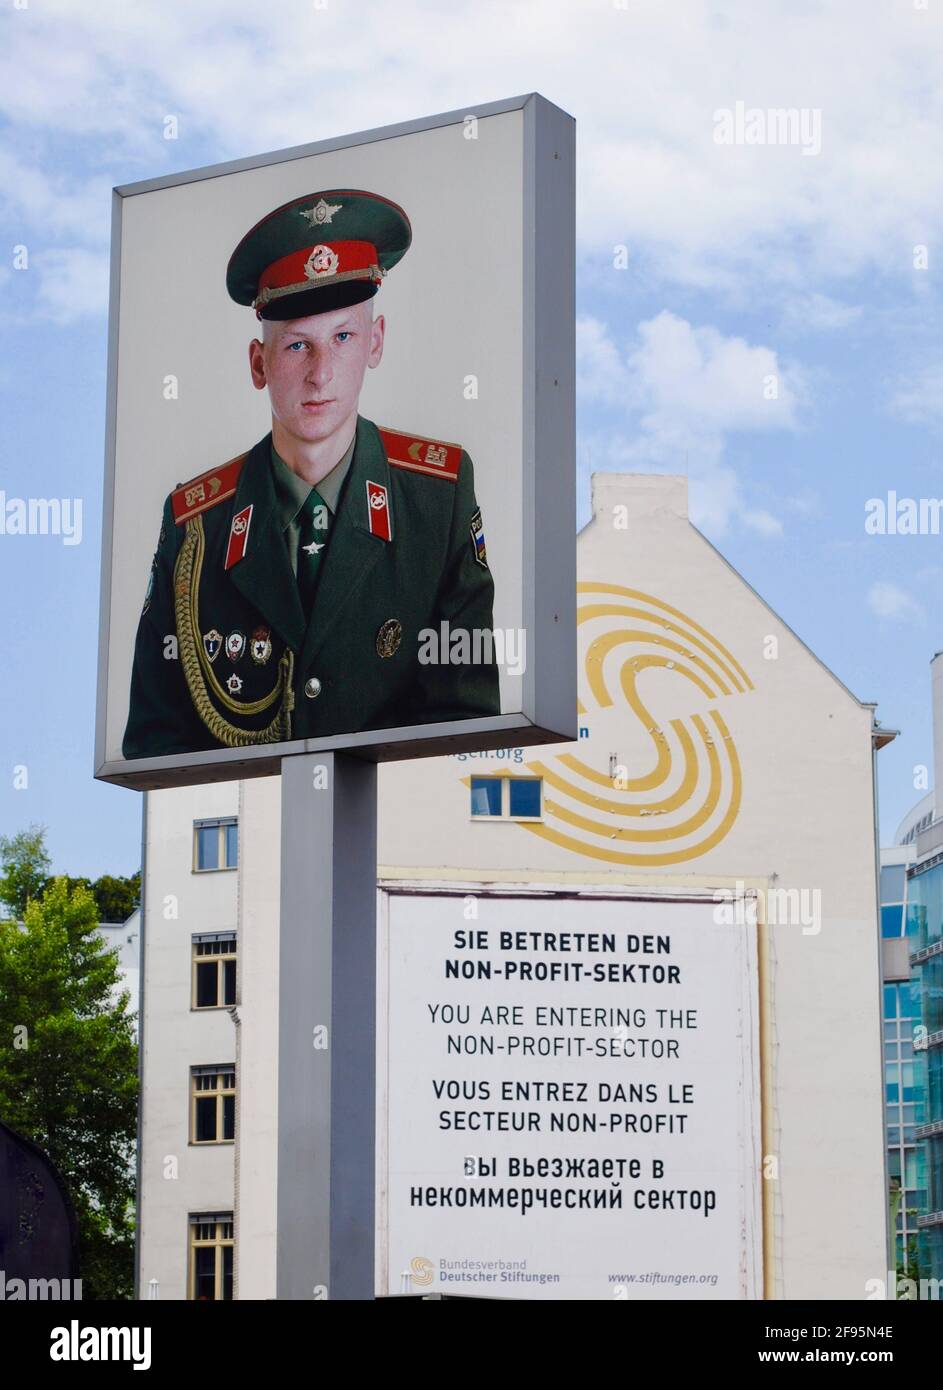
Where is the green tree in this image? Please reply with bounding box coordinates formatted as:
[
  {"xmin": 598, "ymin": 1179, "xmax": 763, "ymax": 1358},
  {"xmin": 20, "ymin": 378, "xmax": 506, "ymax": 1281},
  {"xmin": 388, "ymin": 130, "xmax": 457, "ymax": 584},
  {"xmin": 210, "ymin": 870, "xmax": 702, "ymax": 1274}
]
[
  {"xmin": 91, "ymin": 873, "xmax": 141, "ymax": 924},
  {"xmin": 0, "ymin": 877, "xmax": 138, "ymax": 1298},
  {"xmin": 0, "ymin": 824, "xmax": 51, "ymax": 919}
]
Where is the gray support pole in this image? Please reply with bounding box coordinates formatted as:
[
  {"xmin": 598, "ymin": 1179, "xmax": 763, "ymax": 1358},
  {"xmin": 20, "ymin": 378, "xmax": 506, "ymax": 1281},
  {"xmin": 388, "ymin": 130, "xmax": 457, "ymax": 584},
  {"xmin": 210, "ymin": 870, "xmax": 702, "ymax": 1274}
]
[{"xmin": 276, "ymin": 751, "xmax": 378, "ymax": 1300}]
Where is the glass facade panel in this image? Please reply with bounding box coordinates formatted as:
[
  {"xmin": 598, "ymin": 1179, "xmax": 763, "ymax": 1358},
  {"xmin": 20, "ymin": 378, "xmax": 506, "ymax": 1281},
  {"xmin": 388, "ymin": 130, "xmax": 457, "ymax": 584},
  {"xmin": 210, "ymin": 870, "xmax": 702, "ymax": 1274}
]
[
  {"xmin": 881, "ymin": 905, "xmax": 904, "ymax": 938},
  {"xmin": 881, "ymin": 865, "xmax": 906, "ymax": 901}
]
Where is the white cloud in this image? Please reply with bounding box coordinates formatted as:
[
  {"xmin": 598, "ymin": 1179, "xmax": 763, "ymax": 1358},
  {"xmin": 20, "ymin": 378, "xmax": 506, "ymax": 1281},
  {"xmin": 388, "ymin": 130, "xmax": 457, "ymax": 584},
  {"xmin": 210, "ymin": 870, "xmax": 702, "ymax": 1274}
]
[
  {"xmin": 888, "ymin": 363, "xmax": 943, "ymax": 429},
  {"xmin": 578, "ymin": 311, "xmax": 802, "ymax": 535},
  {"xmin": 0, "ymin": 0, "xmax": 941, "ymax": 323},
  {"xmin": 780, "ymin": 293, "xmax": 863, "ymax": 333},
  {"xmin": 33, "ymin": 248, "xmax": 110, "ymax": 325},
  {"xmin": 867, "ymin": 581, "xmax": 923, "ymax": 623}
]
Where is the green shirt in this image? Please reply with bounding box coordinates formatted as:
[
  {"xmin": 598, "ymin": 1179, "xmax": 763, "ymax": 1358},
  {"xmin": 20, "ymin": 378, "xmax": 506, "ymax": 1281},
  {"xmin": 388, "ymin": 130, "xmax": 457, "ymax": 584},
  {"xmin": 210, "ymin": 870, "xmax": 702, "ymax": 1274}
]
[{"xmin": 270, "ymin": 432, "xmax": 357, "ymax": 575}]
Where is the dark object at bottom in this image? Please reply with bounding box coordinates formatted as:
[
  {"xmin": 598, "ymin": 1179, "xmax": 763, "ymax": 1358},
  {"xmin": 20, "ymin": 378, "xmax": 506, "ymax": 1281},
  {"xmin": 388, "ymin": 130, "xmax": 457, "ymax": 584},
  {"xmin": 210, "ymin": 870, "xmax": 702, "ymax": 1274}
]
[{"xmin": 0, "ymin": 1118, "xmax": 80, "ymax": 1290}]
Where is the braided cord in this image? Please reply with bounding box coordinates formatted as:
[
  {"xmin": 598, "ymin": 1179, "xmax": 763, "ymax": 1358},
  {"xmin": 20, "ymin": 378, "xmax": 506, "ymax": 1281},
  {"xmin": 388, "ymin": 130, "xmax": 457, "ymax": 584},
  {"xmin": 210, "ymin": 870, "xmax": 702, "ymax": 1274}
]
[{"xmin": 174, "ymin": 516, "xmax": 295, "ymax": 747}]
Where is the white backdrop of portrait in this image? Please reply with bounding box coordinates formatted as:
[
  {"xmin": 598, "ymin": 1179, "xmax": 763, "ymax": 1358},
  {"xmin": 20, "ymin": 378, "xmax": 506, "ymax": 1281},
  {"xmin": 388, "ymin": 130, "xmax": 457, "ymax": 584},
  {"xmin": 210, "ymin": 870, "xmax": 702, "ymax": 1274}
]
[{"xmin": 104, "ymin": 109, "xmax": 525, "ymax": 760}]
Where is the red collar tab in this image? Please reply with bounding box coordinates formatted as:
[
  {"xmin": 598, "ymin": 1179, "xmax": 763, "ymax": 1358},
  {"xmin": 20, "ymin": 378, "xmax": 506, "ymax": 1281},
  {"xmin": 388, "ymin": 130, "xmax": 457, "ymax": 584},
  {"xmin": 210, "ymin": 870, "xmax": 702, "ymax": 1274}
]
[
  {"xmin": 366, "ymin": 480, "xmax": 392, "ymax": 541},
  {"xmin": 224, "ymin": 504, "xmax": 254, "ymax": 569}
]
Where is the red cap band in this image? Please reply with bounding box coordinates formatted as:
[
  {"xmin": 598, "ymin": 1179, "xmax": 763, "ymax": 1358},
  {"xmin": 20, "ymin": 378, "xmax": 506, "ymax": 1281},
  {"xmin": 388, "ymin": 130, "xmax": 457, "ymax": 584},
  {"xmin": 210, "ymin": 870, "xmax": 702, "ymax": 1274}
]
[{"xmin": 256, "ymin": 239, "xmax": 381, "ymax": 307}]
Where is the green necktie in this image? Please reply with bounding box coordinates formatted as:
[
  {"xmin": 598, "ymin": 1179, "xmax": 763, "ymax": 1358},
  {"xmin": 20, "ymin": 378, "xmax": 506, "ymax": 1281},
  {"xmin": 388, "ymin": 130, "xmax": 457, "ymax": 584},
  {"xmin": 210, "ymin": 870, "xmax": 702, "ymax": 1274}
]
[{"xmin": 296, "ymin": 486, "xmax": 331, "ymax": 615}]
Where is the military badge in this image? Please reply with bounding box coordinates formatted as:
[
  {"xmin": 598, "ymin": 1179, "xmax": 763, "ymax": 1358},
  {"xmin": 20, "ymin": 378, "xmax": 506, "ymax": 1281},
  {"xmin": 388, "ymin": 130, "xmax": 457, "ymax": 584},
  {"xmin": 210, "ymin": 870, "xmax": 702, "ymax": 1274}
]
[
  {"xmin": 224, "ymin": 504, "xmax": 253, "ymax": 570},
  {"xmin": 304, "ymin": 244, "xmax": 340, "ymax": 279},
  {"xmin": 470, "ymin": 508, "xmax": 488, "ymax": 568},
  {"xmin": 366, "ymin": 480, "xmax": 392, "ymax": 541},
  {"xmin": 376, "ymin": 618, "xmax": 403, "ymax": 659},
  {"xmin": 203, "ymin": 629, "xmax": 223, "ymax": 662},
  {"xmin": 299, "ymin": 198, "xmax": 342, "ymax": 227},
  {"xmin": 226, "ymin": 631, "xmax": 246, "ymax": 662},
  {"xmin": 226, "ymin": 673, "xmax": 243, "ymax": 694},
  {"xmin": 250, "ymin": 626, "xmax": 272, "ymax": 665}
]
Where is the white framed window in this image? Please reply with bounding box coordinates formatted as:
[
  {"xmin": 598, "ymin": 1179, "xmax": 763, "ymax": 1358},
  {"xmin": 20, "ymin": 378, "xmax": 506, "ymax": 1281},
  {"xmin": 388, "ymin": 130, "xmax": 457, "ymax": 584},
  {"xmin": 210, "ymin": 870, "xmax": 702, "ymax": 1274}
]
[{"xmin": 470, "ymin": 775, "xmax": 542, "ymax": 821}]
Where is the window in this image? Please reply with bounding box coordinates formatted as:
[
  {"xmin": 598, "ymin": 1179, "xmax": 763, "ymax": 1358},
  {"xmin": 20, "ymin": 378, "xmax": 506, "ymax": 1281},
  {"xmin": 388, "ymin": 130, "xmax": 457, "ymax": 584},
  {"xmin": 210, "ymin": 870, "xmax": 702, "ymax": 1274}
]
[
  {"xmin": 188, "ymin": 1214, "xmax": 234, "ymax": 1301},
  {"xmin": 880, "ymin": 865, "xmax": 906, "ymax": 902},
  {"xmin": 190, "ymin": 1066, "xmax": 235, "ymax": 1144},
  {"xmin": 881, "ymin": 905, "xmax": 904, "ymax": 939},
  {"xmin": 470, "ymin": 776, "xmax": 542, "ymax": 821},
  {"xmin": 509, "ymin": 778, "xmax": 541, "ymax": 818},
  {"xmin": 193, "ymin": 818, "xmax": 238, "ymax": 872},
  {"xmin": 470, "ymin": 778, "xmax": 502, "ymax": 816},
  {"xmin": 192, "ymin": 934, "xmax": 237, "ymax": 1010}
]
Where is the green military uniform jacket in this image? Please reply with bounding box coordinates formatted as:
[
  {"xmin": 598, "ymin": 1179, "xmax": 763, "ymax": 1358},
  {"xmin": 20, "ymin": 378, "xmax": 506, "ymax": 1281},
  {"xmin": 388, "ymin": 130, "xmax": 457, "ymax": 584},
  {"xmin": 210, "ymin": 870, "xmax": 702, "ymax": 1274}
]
[{"xmin": 122, "ymin": 414, "xmax": 499, "ymax": 758}]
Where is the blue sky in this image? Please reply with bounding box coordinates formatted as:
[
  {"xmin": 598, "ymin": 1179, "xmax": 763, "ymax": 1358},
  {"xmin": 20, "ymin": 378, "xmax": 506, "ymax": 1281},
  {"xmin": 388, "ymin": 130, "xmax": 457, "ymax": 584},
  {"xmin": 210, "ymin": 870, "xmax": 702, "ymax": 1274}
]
[{"xmin": 0, "ymin": 0, "xmax": 940, "ymax": 874}]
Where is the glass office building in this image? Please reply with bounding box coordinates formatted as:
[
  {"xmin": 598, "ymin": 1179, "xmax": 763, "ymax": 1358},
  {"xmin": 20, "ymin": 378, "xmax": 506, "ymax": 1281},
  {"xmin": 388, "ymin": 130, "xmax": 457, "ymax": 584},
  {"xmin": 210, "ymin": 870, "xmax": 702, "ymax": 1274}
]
[
  {"xmin": 881, "ymin": 850, "xmax": 925, "ymax": 1275},
  {"xmin": 907, "ymin": 850, "xmax": 943, "ymax": 1281}
]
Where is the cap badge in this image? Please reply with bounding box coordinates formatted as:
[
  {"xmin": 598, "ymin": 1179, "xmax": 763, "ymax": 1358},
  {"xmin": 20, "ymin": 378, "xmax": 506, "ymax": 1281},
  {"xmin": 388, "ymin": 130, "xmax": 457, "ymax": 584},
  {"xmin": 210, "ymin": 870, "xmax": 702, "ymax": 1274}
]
[
  {"xmin": 300, "ymin": 199, "xmax": 342, "ymax": 227},
  {"xmin": 304, "ymin": 245, "xmax": 339, "ymax": 279}
]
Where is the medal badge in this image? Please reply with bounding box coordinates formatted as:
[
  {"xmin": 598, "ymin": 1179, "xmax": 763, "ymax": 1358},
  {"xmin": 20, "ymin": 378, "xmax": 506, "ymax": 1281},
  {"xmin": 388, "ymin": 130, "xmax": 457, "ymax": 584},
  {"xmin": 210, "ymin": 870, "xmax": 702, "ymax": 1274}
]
[
  {"xmin": 226, "ymin": 631, "xmax": 246, "ymax": 662},
  {"xmin": 250, "ymin": 626, "xmax": 272, "ymax": 665},
  {"xmin": 203, "ymin": 629, "xmax": 223, "ymax": 663}
]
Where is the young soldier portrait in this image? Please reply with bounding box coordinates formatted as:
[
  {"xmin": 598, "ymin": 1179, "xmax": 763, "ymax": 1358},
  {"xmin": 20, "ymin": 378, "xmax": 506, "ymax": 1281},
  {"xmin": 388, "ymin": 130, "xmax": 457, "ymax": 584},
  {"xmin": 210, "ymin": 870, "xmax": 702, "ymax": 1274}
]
[{"xmin": 123, "ymin": 188, "xmax": 500, "ymax": 758}]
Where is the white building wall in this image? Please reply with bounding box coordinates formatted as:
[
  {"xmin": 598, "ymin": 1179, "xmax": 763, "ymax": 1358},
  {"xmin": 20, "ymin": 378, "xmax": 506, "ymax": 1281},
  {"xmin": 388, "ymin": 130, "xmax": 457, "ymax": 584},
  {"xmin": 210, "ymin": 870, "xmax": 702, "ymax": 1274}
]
[
  {"xmin": 141, "ymin": 471, "xmax": 888, "ymax": 1300},
  {"xmin": 372, "ymin": 472, "xmax": 885, "ymax": 1299},
  {"xmin": 138, "ymin": 781, "xmax": 238, "ymax": 1300}
]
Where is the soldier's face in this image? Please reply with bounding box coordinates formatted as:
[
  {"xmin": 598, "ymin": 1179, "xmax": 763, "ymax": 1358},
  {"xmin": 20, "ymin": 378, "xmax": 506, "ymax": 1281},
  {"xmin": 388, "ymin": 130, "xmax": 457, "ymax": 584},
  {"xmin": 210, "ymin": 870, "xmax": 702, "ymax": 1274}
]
[{"xmin": 249, "ymin": 300, "xmax": 384, "ymax": 444}]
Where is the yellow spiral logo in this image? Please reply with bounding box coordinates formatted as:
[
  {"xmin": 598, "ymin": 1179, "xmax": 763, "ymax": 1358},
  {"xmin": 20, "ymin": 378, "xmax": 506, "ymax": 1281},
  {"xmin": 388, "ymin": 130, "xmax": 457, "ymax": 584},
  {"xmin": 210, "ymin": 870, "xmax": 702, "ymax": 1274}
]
[
  {"xmin": 521, "ymin": 583, "xmax": 753, "ymax": 865},
  {"xmin": 409, "ymin": 1256, "xmax": 435, "ymax": 1287}
]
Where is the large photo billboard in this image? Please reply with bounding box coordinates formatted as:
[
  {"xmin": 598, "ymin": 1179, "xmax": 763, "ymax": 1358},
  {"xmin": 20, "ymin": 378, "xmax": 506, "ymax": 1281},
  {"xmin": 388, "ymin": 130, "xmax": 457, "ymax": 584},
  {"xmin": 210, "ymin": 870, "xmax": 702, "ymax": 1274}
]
[{"xmin": 95, "ymin": 94, "xmax": 575, "ymax": 788}]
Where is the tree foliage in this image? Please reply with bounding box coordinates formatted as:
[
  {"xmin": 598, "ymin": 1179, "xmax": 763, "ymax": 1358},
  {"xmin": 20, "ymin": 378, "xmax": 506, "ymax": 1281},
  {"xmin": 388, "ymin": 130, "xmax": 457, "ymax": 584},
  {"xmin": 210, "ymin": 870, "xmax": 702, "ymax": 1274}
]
[
  {"xmin": 0, "ymin": 877, "xmax": 138, "ymax": 1298},
  {"xmin": 0, "ymin": 824, "xmax": 140, "ymax": 924},
  {"xmin": 0, "ymin": 825, "xmax": 51, "ymax": 919}
]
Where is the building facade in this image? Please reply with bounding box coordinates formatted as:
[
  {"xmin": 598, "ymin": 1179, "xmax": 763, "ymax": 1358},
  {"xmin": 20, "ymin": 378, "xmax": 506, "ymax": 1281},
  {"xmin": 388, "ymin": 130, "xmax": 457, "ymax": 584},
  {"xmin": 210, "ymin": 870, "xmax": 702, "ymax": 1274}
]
[
  {"xmin": 892, "ymin": 651, "xmax": 943, "ymax": 1284},
  {"xmin": 137, "ymin": 472, "xmax": 890, "ymax": 1299}
]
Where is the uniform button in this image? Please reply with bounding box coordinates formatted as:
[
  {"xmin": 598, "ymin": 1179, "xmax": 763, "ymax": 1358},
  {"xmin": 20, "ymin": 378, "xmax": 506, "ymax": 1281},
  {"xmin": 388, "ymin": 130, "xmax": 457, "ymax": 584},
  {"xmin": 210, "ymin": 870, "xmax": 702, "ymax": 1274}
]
[{"xmin": 304, "ymin": 677, "xmax": 322, "ymax": 699}]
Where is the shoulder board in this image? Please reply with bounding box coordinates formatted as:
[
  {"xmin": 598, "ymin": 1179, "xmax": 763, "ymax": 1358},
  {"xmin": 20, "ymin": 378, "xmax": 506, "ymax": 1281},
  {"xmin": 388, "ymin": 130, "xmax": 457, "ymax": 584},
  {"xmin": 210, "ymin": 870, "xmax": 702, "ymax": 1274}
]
[
  {"xmin": 171, "ymin": 453, "xmax": 248, "ymax": 525},
  {"xmin": 379, "ymin": 426, "xmax": 462, "ymax": 482}
]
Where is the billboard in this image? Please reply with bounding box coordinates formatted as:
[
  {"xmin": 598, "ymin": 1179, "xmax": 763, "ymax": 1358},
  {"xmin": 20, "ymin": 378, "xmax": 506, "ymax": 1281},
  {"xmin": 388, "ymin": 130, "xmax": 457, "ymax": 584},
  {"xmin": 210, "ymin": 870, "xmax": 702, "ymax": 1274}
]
[
  {"xmin": 377, "ymin": 886, "xmax": 764, "ymax": 1300},
  {"xmin": 95, "ymin": 94, "xmax": 575, "ymax": 789}
]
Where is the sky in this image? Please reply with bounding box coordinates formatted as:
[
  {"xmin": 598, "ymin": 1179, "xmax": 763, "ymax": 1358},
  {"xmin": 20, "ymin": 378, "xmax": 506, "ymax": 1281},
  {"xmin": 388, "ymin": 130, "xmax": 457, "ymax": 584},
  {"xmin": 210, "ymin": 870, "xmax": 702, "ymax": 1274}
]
[{"xmin": 0, "ymin": 0, "xmax": 940, "ymax": 875}]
